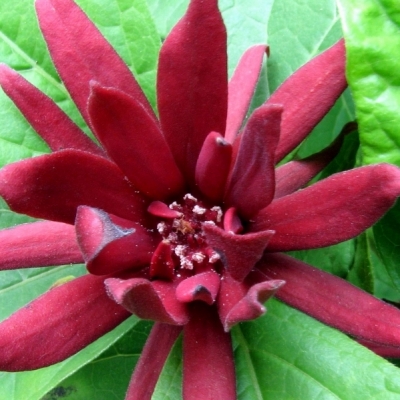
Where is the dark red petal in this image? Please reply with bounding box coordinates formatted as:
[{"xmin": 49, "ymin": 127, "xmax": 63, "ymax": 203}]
[
  {"xmin": 258, "ymin": 253, "xmax": 400, "ymax": 348},
  {"xmin": 267, "ymin": 39, "xmax": 347, "ymax": 162},
  {"xmin": 150, "ymin": 240, "xmax": 175, "ymax": 280},
  {"xmin": 357, "ymin": 340, "xmax": 400, "ymax": 358},
  {"xmin": 224, "ymin": 104, "xmax": 282, "ymax": 218},
  {"xmin": 225, "ymin": 45, "xmax": 268, "ymax": 143},
  {"xmin": 251, "ymin": 164, "xmax": 400, "ymax": 251},
  {"xmin": 125, "ymin": 323, "xmax": 182, "ymax": 400},
  {"xmin": 105, "ymin": 277, "xmax": 189, "ymax": 325},
  {"xmin": 195, "ymin": 131, "xmax": 232, "ymax": 203},
  {"xmin": 203, "ymin": 223, "xmax": 274, "ymax": 281},
  {"xmin": 0, "ymin": 274, "xmax": 129, "ymax": 371},
  {"xmin": 223, "ymin": 207, "xmax": 243, "ymax": 234},
  {"xmin": 0, "ymin": 65, "xmax": 104, "ymax": 156},
  {"xmin": 0, "ymin": 150, "xmax": 148, "ymax": 224},
  {"xmin": 88, "ymin": 84, "xmax": 184, "ymax": 200},
  {"xmin": 75, "ymin": 207, "xmax": 156, "ymax": 275},
  {"xmin": 176, "ymin": 271, "xmax": 220, "ymax": 305},
  {"xmin": 0, "ymin": 221, "xmax": 82, "ymax": 270},
  {"xmin": 35, "ymin": 0, "xmax": 154, "ymax": 125},
  {"xmin": 157, "ymin": 0, "xmax": 227, "ymax": 183},
  {"xmin": 218, "ymin": 274, "xmax": 284, "ymax": 331},
  {"xmin": 274, "ymin": 125, "xmax": 350, "ymax": 199},
  {"xmin": 148, "ymin": 201, "xmax": 182, "ymax": 219},
  {"xmin": 183, "ymin": 303, "xmax": 236, "ymax": 400}
]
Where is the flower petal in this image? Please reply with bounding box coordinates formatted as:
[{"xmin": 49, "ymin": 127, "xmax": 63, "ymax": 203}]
[
  {"xmin": 258, "ymin": 253, "xmax": 400, "ymax": 348},
  {"xmin": 195, "ymin": 131, "xmax": 232, "ymax": 203},
  {"xmin": 35, "ymin": 0, "xmax": 154, "ymax": 124},
  {"xmin": 0, "ymin": 221, "xmax": 82, "ymax": 270},
  {"xmin": 76, "ymin": 206, "xmax": 156, "ymax": 275},
  {"xmin": 267, "ymin": 39, "xmax": 347, "ymax": 162},
  {"xmin": 225, "ymin": 45, "xmax": 268, "ymax": 143},
  {"xmin": 88, "ymin": 84, "xmax": 184, "ymax": 200},
  {"xmin": 176, "ymin": 271, "xmax": 221, "ymax": 305},
  {"xmin": 251, "ymin": 164, "xmax": 400, "ymax": 251},
  {"xmin": 224, "ymin": 104, "xmax": 282, "ymax": 218},
  {"xmin": 203, "ymin": 223, "xmax": 274, "ymax": 281},
  {"xmin": 183, "ymin": 303, "xmax": 236, "ymax": 400},
  {"xmin": 0, "ymin": 149, "xmax": 148, "ymax": 224},
  {"xmin": 105, "ymin": 277, "xmax": 189, "ymax": 325},
  {"xmin": 0, "ymin": 65, "xmax": 104, "ymax": 156},
  {"xmin": 125, "ymin": 323, "xmax": 182, "ymax": 400},
  {"xmin": 157, "ymin": 0, "xmax": 227, "ymax": 183},
  {"xmin": 357, "ymin": 340, "xmax": 400, "ymax": 358},
  {"xmin": 0, "ymin": 274, "xmax": 129, "ymax": 371},
  {"xmin": 274, "ymin": 123, "xmax": 354, "ymax": 199}
]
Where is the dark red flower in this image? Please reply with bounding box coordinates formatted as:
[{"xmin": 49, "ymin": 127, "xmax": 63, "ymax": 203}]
[{"xmin": 1, "ymin": 0, "xmax": 400, "ymax": 398}]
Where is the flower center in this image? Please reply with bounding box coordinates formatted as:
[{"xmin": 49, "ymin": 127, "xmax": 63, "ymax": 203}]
[{"xmin": 148, "ymin": 194, "xmax": 223, "ymax": 276}]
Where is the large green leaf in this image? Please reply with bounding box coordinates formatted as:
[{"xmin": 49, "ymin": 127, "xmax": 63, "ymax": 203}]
[{"xmin": 337, "ymin": 0, "xmax": 400, "ymax": 167}]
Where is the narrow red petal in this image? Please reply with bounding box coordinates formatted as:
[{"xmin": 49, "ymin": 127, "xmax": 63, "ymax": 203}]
[
  {"xmin": 267, "ymin": 39, "xmax": 347, "ymax": 162},
  {"xmin": 195, "ymin": 131, "xmax": 232, "ymax": 202},
  {"xmin": 183, "ymin": 303, "xmax": 236, "ymax": 400},
  {"xmin": 203, "ymin": 224, "xmax": 274, "ymax": 281},
  {"xmin": 105, "ymin": 277, "xmax": 189, "ymax": 325},
  {"xmin": 157, "ymin": 0, "xmax": 227, "ymax": 183},
  {"xmin": 0, "ymin": 274, "xmax": 129, "ymax": 371},
  {"xmin": 148, "ymin": 201, "xmax": 182, "ymax": 219},
  {"xmin": 251, "ymin": 164, "xmax": 400, "ymax": 251},
  {"xmin": 125, "ymin": 323, "xmax": 182, "ymax": 400},
  {"xmin": 258, "ymin": 253, "xmax": 400, "ymax": 348},
  {"xmin": 274, "ymin": 124, "xmax": 351, "ymax": 199},
  {"xmin": 76, "ymin": 207, "xmax": 156, "ymax": 275},
  {"xmin": 176, "ymin": 271, "xmax": 220, "ymax": 305},
  {"xmin": 35, "ymin": 0, "xmax": 154, "ymax": 124},
  {"xmin": 223, "ymin": 207, "xmax": 243, "ymax": 234},
  {"xmin": 0, "ymin": 221, "xmax": 82, "ymax": 270},
  {"xmin": 88, "ymin": 84, "xmax": 184, "ymax": 200},
  {"xmin": 0, "ymin": 150, "xmax": 148, "ymax": 224},
  {"xmin": 225, "ymin": 45, "xmax": 268, "ymax": 142},
  {"xmin": 150, "ymin": 240, "xmax": 175, "ymax": 280},
  {"xmin": 0, "ymin": 65, "xmax": 104, "ymax": 156},
  {"xmin": 224, "ymin": 104, "xmax": 282, "ymax": 218},
  {"xmin": 358, "ymin": 340, "xmax": 400, "ymax": 358}
]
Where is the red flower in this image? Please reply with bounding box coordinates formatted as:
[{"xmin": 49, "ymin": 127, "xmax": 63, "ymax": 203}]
[{"xmin": 0, "ymin": 0, "xmax": 400, "ymax": 398}]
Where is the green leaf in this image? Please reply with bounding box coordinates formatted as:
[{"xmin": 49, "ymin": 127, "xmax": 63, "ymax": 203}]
[
  {"xmin": 336, "ymin": 0, "xmax": 400, "ymax": 166},
  {"xmin": 234, "ymin": 299, "xmax": 400, "ymax": 399}
]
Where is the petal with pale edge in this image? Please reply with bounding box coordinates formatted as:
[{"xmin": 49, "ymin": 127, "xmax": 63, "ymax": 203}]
[
  {"xmin": 203, "ymin": 223, "xmax": 274, "ymax": 281},
  {"xmin": 75, "ymin": 206, "xmax": 156, "ymax": 275},
  {"xmin": 267, "ymin": 39, "xmax": 347, "ymax": 162},
  {"xmin": 251, "ymin": 164, "xmax": 400, "ymax": 251},
  {"xmin": 0, "ymin": 65, "xmax": 104, "ymax": 156},
  {"xmin": 0, "ymin": 150, "xmax": 148, "ymax": 224},
  {"xmin": 225, "ymin": 104, "xmax": 282, "ymax": 218},
  {"xmin": 257, "ymin": 253, "xmax": 400, "ymax": 348},
  {"xmin": 0, "ymin": 274, "xmax": 129, "ymax": 371},
  {"xmin": 125, "ymin": 323, "xmax": 182, "ymax": 400},
  {"xmin": 88, "ymin": 84, "xmax": 184, "ymax": 200},
  {"xmin": 225, "ymin": 45, "xmax": 268, "ymax": 143},
  {"xmin": 183, "ymin": 303, "xmax": 236, "ymax": 400},
  {"xmin": 105, "ymin": 277, "xmax": 189, "ymax": 325},
  {"xmin": 157, "ymin": 0, "xmax": 227, "ymax": 183},
  {"xmin": 0, "ymin": 221, "xmax": 82, "ymax": 270}
]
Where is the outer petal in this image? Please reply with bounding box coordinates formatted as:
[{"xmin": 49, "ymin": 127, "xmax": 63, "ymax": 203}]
[
  {"xmin": 224, "ymin": 104, "xmax": 282, "ymax": 218},
  {"xmin": 0, "ymin": 65, "xmax": 104, "ymax": 156},
  {"xmin": 0, "ymin": 150, "xmax": 148, "ymax": 224},
  {"xmin": 157, "ymin": 0, "xmax": 227, "ymax": 183},
  {"xmin": 183, "ymin": 303, "xmax": 236, "ymax": 400},
  {"xmin": 225, "ymin": 45, "xmax": 268, "ymax": 143},
  {"xmin": 35, "ymin": 0, "xmax": 154, "ymax": 124},
  {"xmin": 125, "ymin": 323, "xmax": 182, "ymax": 400},
  {"xmin": 0, "ymin": 221, "xmax": 82, "ymax": 270},
  {"xmin": 257, "ymin": 253, "xmax": 400, "ymax": 349},
  {"xmin": 0, "ymin": 274, "xmax": 130, "ymax": 371},
  {"xmin": 105, "ymin": 277, "xmax": 189, "ymax": 325},
  {"xmin": 88, "ymin": 84, "xmax": 184, "ymax": 200},
  {"xmin": 267, "ymin": 39, "xmax": 347, "ymax": 162},
  {"xmin": 203, "ymin": 223, "xmax": 274, "ymax": 281},
  {"xmin": 251, "ymin": 164, "xmax": 400, "ymax": 251},
  {"xmin": 75, "ymin": 207, "xmax": 156, "ymax": 275}
]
